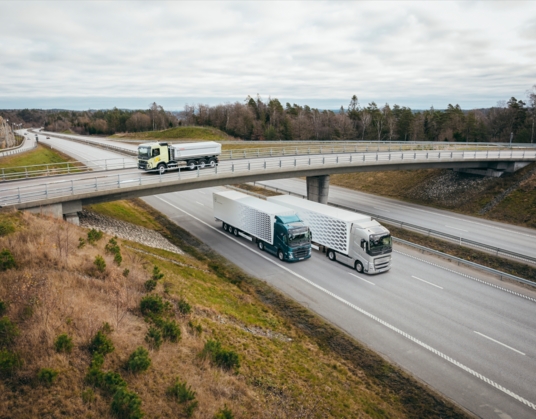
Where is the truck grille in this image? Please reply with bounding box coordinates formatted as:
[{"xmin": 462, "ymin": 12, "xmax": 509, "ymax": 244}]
[
  {"xmin": 374, "ymin": 256, "xmax": 391, "ymax": 269},
  {"xmin": 293, "ymin": 248, "xmax": 309, "ymax": 259},
  {"xmin": 138, "ymin": 160, "xmax": 147, "ymax": 169}
]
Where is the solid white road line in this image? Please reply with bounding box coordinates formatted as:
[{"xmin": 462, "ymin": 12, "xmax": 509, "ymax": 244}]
[
  {"xmin": 445, "ymin": 225, "xmax": 468, "ymax": 232},
  {"xmin": 411, "ymin": 275, "xmax": 444, "ymax": 289},
  {"xmin": 195, "ymin": 201, "xmax": 204, "ymax": 206},
  {"xmin": 474, "ymin": 331, "xmax": 526, "ymax": 356},
  {"xmin": 348, "ymin": 272, "xmax": 375, "ymax": 285},
  {"xmin": 155, "ymin": 195, "xmax": 536, "ymax": 411}
]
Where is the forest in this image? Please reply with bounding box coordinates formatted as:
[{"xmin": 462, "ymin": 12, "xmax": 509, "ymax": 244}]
[{"xmin": 1, "ymin": 86, "xmax": 535, "ymax": 143}]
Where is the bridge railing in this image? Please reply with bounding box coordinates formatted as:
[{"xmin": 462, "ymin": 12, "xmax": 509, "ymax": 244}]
[
  {"xmin": 3, "ymin": 140, "xmax": 533, "ymax": 182},
  {"xmin": 1, "ymin": 148, "xmax": 535, "ymax": 208}
]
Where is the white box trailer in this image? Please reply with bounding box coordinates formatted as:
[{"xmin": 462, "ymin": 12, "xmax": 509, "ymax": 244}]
[
  {"xmin": 267, "ymin": 195, "xmax": 391, "ymax": 274},
  {"xmin": 213, "ymin": 191, "xmax": 312, "ymax": 262}
]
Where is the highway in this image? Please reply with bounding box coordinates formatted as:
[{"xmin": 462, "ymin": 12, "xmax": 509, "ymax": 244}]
[
  {"xmin": 257, "ymin": 178, "xmax": 536, "ymax": 265},
  {"xmin": 3, "ymin": 133, "xmax": 536, "ymax": 417}
]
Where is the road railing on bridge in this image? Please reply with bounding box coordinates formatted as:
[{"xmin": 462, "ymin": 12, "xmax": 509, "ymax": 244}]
[{"xmin": 1, "ymin": 148, "xmax": 535, "ymax": 209}]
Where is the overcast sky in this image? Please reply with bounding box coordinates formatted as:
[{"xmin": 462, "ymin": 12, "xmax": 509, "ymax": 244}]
[{"xmin": 1, "ymin": 1, "xmax": 535, "ymax": 110}]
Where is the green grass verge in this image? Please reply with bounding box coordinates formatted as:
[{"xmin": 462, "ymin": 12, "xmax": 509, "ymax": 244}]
[
  {"xmin": 86, "ymin": 198, "xmax": 470, "ymax": 418},
  {"xmin": 0, "ymin": 144, "xmax": 72, "ymax": 169}
]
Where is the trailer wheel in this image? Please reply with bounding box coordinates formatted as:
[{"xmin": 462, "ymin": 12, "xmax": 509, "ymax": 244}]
[
  {"xmin": 355, "ymin": 261, "xmax": 364, "ymax": 273},
  {"xmin": 222, "ymin": 223, "xmax": 228, "ymax": 231},
  {"xmin": 157, "ymin": 163, "xmax": 166, "ymax": 174},
  {"xmin": 199, "ymin": 159, "xmax": 206, "ymax": 169},
  {"xmin": 277, "ymin": 250, "xmax": 285, "ymax": 261},
  {"xmin": 208, "ymin": 158, "xmax": 216, "ymax": 168},
  {"xmin": 227, "ymin": 225, "xmax": 234, "ymax": 235},
  {"xmin": 233, "ymin": 227, "xmax": 239, "ymax": 236},
  {"xmin": 257, "ymin": 241, "xmax": 264, "ymax": 251},
  {"xmin": 327, "ymin": 249, "xmax": 336, "ymax": 261},
  {"xmin": 187, "ymin": 160, "xmax": 196, "ymax": 170}
]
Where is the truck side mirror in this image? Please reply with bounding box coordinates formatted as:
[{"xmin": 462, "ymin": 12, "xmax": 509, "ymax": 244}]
[{"xmin": 361, "ymin": 239, "xmax": 366, "ymax": 250}]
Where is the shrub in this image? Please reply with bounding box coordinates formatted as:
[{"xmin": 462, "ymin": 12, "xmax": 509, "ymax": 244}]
[
  {"xmin": 114, "ymin": 252, "xmax": 123, "ymax": 267},
  {"xmin": 127, "ymin": 347, "xmax": 151, "ymax": 373},
  {"xmin": 201, "ymin": 340, "xmax": 239, "ymax": 371},
  {"xmin": 144, "ymin": 280, "xmax": 157, "ymax": 292},
  {"xmin": 54, "ymin": 333, "xmax": 74, "ymax": 353},
  {"xmin": 167, "ymin": 378, "xmax": 196, "ymax": 403},
  {"xmin": 144, "ymin": 327, "xmax": 162, "ymax": 350},
  {"xmin": 0, "ymin": 301, "xmax": 7, "ymax": 317},
  {"xmin": 81, "ymin": 388, "xmax": 95, "ymax": 404},
  {"xmin": 89, "ymin": 331, "xmax": 114, "ymax": 356},
  {"xmin": 105, "ymin": 238, "xmax": 120, "ymax": 255},
  {"xmin": 177, "ymin": 298, "xmax": 191, "ymax": 315},
  {"xmin": 0, "ymin": 220, "xmax": 15, "ymax": 237},
  {"xmin": 140, "ymin": 295, "xmax": 169, "ymax": 317},
  {"xmin": 0, "ymin": 316, "xmax": 19, "ymax": 348},
  {"xmin": 188, "ymin": 321, "xmax": 202, "ymax": 336},
  {"xmin": 214, "ymin": 405, "xmax": 234, "ymax": 419},
  {"xmin": 160, "ymin": 319, "xmax": 181, "ymax": 343},
  {"xmin": 90, "ymin": 353, "xmax": 105, "ymax": 370},
  {"xmin": 37, "ymin": 368, "xmax": 58, "ymax": 386},
  {"xmin": 111, "ymin": 387, "xmax": 144, "ymax": 419},
  {"xmin": 87, "ymin": 229, "xmax": 103, "ymax": 245},
  {"xmin": 94, "ymin": 255, "xmax": 106, "ymax": 273},
  {"xmin": 0, "ymin": 349, "xmax": 22, "ymax": 377},
  {"xmin": 0, "ymin": 249, "xmax": 16, "ymax": 271},
  {"xmin": 101, "ymin": 371, "xmax": 127, "ymax": 394},
  {"xmin": 78, "ymin": 237, "xmax": 86, "ymax": 248},
  {"xmin": 122, "ymin": 268, "xmax": 130, "ymax": 278},
  {"xmin": 151, "ymin": 265, "xmax": 164, "ymax": 281}
]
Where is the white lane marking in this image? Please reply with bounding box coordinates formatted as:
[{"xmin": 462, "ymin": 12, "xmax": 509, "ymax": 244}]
[
  {"xmin": 195, "ymin": 201, "xmax": 204, "ymax": 206},
  {"xmin": 155, "ymin": 196, "xmax": 536, "ymax": 411},
  {"xmin": 445, "ymin": 225, "xmax": 468, "ymax": 232},
  {"xmin": 349, "ymin": 272, "xmax": 375, "ymax": 285},
  {"xmin": 396, "ymin": 250, "xmax": 536, "ymax": 303},
  {"xmin": 474, "ymin": 331, "xmax": 526, "ymax": 356},
  {"xmin": 411, "ymin": 275, "xmax": 444, "ymax": 289}
]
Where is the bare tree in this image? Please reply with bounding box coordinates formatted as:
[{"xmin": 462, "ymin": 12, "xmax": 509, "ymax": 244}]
[
  {"xmin": 360, "ymin": 111, "xmax": 371, "ymax": 140},
  {"xmin": 527, "ymin": 85, "xmax": 536, "ymax": 143}
]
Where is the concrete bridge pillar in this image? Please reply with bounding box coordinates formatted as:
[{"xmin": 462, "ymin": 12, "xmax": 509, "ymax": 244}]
[
  {"xmin": 306, "ymin": 175, "xmax": 330, "ymax": 204},
  {"xmin": 26, "ymin": 200, "xmax": 82, "ymax": 225}
]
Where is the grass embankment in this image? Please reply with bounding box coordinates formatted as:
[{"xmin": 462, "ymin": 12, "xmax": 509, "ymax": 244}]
[
  {"xmin": 82, "ymin": 198, "xmax": 470, "ymax": 418},
  {"xmin": 330, "ymin": 163, "xmax": 536, "ymax": 229},
  {"xmin": 0, "ymin": 144, "xmax": 83, "ymax": 179},
  {"xmin": 112, "ymin": 127, "xmax": 232, "ymax": 142}
]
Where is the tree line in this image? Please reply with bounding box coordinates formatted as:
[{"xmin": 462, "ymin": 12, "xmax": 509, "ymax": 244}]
[{"xmin": 183, "ymin": 88, "xmax": 536, "ymax": 143}]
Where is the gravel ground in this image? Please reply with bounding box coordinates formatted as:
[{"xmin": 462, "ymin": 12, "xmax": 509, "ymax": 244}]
[{"xmin": 79, "ymin": 209, "xmax": 183, "ymax": 254}]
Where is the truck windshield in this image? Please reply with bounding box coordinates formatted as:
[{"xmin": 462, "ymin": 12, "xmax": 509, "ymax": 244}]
[
  {"xmin": 138, "ymin": 147, "xmax": 151, "ymax": 159},
  {"xmin": 368, "ymin": 234, "xmax": 392, "ymax": 255},
  {"xmin": 288, "ymin": 228, "xmax": 311, "ymax": 247}
]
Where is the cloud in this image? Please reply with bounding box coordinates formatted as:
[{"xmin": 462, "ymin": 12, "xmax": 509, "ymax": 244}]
[{"xmin": 0, "ymin": 1, "xmax": 535, "ymax": 109}]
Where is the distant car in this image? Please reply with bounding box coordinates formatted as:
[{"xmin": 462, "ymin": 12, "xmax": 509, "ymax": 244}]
[
  {"xmin": 24, "ymin": 133, "xmax": 27, "ymax": 135},
  {"xmin": 46, "ymin": 136, "xmax": 50, "ymax": 139}
]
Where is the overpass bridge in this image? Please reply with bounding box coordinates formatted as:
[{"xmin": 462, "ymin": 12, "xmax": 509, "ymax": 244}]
[{"xmin": 1, "ymin": 143, "xmax": 535, "ymax": 224}]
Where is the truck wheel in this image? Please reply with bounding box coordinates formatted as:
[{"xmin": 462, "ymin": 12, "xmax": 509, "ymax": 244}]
[
  {"xmin": 257, "ymin": 241, "xmax": 264, "ymax": 251},
  {"xmin": 233, "ymin": 227, "xmax": 239, "ymax": 236},
  {"xmin": 355, "ymin": 261, "xmax": 364, "ymax": 273},
  {"xmin": 277, "ymin": 250, "xmax": 285, "ymax": 261},
  {"xmin": 327, "ymin": 249, "xmax": 336, "ymax": 261},
  {"xmin": 208, "ymin": 158, "xmax": 216, "ymax": 168},
  {"xmin": 187, "ymin": 160, "xmax": 196, "ymax": 170},
  {"xmin": 199, "ymin": 159, "xmax": 206, "ymax": 169},
  {"xmin": 222, "ymin": 223, "xmax": 228, "ymax": 231},
  {"xmin": 157, "ymin": 163, "xmax": 166, "ymax": 174},
  {"xmin": 227, "ymin": 225, "xmax": 234, "ymax": 235}
]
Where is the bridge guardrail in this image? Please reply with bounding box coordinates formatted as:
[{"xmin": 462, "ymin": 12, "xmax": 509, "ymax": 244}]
[
  {"xmin": 1, "ymin": 148, "xmax": 535, "ymax": 209},
  {"xmin": 251, "ymin": 183, "xmax": 536, "ymax": 266}
]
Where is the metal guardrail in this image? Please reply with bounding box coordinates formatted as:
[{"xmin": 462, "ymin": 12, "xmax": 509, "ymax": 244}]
[
  {"xmin": 393, "ymin": 238, "xmax": 535, "ymax": 287},
  {"xmin": 3, "ymin": 139, "xmax": 536, "ymax": 182},
  {"xmin": 251, "ymin": 183, "xmax": 536, "ymax": 266},
  {"xmin": 0, "ymin": 136, "xmax": 36, "ymax": 157},
  {"xmin": 1, "ymin": 148, "xmax": 535, "ymax": 209}
]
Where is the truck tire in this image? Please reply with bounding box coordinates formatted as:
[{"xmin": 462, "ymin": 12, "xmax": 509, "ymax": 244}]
[
  {"xmin": 277, "ymin": 250, "xmax": 285, "ymax": 261},
  {"xmin": 327, "ymin": 249, "xmax": 336, "ymax": 261},
  {"xmin": 187, "ymin": 160, "xmax": 196, "ymax": 170},
  {"xmin": 257, "ymin": 241, "xmax": 264, "ymax": 251},
  {"xmin": 208, "ymin": 157, "xmax": 216, "ymax": 168},
  {"xmin": 233, "ymin": 227, "xmax": 239, "ymax": 236},
  {"xmin": 227, "ymin": 225, "xmax": 234, "ymax": 235},
  {"xmin": 222, "ymin": 222, "xmax": 228, "ymax": 231},
  {"xmin": 199, "ymin": 159, "xmax": 206, "ymax": 169},
  {"xmin": 355, "ymin": 261, "xmax": 364, "ymax": 273},
  {"xmin": 157, "ymin": 163, "xmax": 166, "ymax": 174}
]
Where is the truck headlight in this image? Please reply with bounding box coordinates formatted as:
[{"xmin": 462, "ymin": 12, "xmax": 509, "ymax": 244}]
[{"xmin": 289, "ymin": 253, "xmax": 294, "ymax": 259}]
